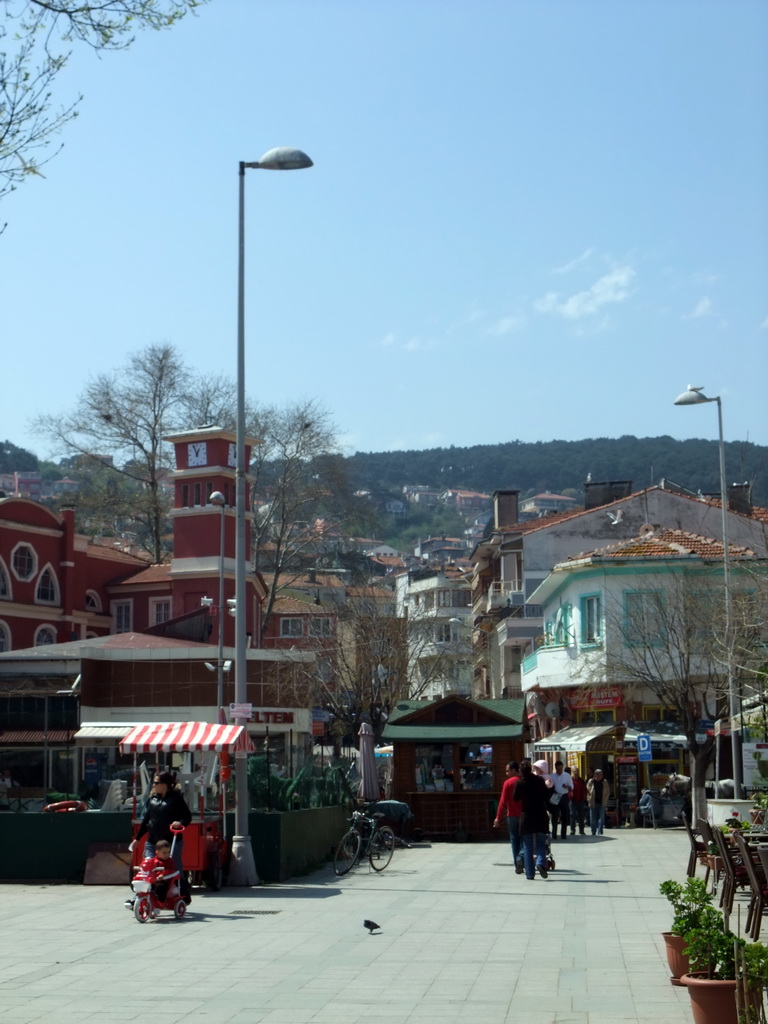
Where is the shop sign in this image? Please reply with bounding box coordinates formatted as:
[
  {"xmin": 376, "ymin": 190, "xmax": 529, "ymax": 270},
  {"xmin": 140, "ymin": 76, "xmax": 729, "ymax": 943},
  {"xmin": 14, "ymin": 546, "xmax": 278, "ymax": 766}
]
[
  {"xmin": 616, "ymin": 755, "xmax": 638, "ymax": 764},
  {"xmin": 568, "ymin": 686, "xmax": 623, "ymax": 710},
  {"xmin": 311, "ymin": 720, "xmax": 325, "ymax": 737},
  {"xmin": 742, "ymin": 742, "xmax": 768, "ymax": 790},
  {"xmin": 252, "ymin": 710, "xmax": 295, "ymax": 724},
  {"xmin": 230, "ymin": 702, "xmax": 253, "ymax": 718},
  {"xmin": 637, "ymin": 733, "xmax": 652, "ymax": 762}
]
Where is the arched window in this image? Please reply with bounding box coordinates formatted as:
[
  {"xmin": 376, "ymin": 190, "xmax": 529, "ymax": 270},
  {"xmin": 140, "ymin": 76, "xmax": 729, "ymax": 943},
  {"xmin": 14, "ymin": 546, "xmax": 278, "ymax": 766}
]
[
  {"xmin": 0, "ymin": 559, "xmax": 10, "ymax": 600},
  {"xmin": 34, "ymin": 625, "xmax": 57, "ymax": 646},
  {"xmin": 0, "ymin": 620, "xmax": 10, "ymax": 652},
  {"xmin": 36, "ymin": 565, "xmax": 59, "ymax": 604},
  {"xmin": 11, "ymin": 543, "xmax": 37, "ymax": 581},
  {"xmin": 85, "ymin": 590, "xmax": 102, "ymax": 613}
]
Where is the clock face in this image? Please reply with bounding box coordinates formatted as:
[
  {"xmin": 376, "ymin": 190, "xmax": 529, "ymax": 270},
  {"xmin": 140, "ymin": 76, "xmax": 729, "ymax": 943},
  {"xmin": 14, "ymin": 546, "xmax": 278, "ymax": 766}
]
[
  {"xmin": 227, "ymin": 442, "xmax": 237, "ymax": 468},
  {"xmin": 187, "ymin": 441, "xmax": 208, "ymax": 467}
]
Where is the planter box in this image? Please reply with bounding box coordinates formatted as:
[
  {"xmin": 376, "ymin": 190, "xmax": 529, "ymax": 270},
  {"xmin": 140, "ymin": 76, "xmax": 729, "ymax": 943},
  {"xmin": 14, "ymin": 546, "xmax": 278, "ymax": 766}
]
[
  {"xmin": 0, "ymin": 806, "xmax": 349, "ymax": 884},
  {"xmin": 706, "ymin": 799, "xmax": 755, "ymax": 826}
]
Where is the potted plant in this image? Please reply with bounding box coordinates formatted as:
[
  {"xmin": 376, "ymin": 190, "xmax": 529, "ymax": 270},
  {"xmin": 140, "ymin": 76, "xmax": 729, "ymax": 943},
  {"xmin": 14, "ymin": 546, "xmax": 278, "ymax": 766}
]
[
  {"xmin": 736, "ymin": 941, "xmax": 768, "ymax": 1024},
  {"xmin": 681, "ymin": 905, "xmax": 743, "ymax": 1024},
  {"xmin": 749, "ymin": 790, "xmax": 768, "ymax": 827},
  {"xmin": 660, "ymin": 879, "xmax": 714, "ymax": 985}
]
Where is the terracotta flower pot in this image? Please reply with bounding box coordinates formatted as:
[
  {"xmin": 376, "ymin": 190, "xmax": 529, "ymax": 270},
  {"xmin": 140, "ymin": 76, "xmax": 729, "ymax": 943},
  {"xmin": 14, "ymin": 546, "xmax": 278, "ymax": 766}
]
[
  {"xmin": 680, "ymin": 973, "xmax": 738, "ymax": 1024},
  {"xmin": 662, "ymin": 932, "xmax": 690, "ymax": 986}
]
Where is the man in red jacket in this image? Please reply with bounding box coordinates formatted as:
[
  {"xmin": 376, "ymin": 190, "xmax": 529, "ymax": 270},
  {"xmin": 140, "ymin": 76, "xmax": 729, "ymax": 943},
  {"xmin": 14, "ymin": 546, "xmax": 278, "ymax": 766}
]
[{"xmin": 493, "ymin": 761, "xmax": 523, "ymax": 873}]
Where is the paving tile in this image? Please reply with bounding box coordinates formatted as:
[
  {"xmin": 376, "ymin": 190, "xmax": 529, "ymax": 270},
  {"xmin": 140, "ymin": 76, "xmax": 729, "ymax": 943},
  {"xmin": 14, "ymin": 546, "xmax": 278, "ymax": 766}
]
[{"xmin": 0, "ymin": 829, "xmax": 695, "ymax": 1024}]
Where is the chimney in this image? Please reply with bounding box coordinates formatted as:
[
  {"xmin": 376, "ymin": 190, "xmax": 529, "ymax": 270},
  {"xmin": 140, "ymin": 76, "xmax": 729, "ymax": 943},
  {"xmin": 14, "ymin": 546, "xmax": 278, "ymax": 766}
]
[
  {"xmin": 584, "ymin": 480, "xmax": 633, "ymax": 510},
  {"xmin": 493, "ymin": 490, "xmax": 519, "ymax": 529},
  {"xmin": 728, "ymin": 482, "xmax": 752, "ymax": 516}
]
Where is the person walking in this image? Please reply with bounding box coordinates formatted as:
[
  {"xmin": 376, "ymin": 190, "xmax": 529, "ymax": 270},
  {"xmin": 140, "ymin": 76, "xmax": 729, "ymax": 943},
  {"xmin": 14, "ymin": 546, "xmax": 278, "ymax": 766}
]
[
  {"xmin": 493, "ymin": 761, "xmax": 523, "ymax": 873},
  {"xmin": 548, "ymin": 760, "xmax": 574, "ymax": 840},
  {"xmin": 569, "ymin": 766, "xmax": 588, "ymax": 835},
  {"xmin": 513, "ymin": 759, "xmax": 551, "ymax": 880},
  {"xmin": 587, "ymin": 768, "xmax": 611, "ymax": 835}
]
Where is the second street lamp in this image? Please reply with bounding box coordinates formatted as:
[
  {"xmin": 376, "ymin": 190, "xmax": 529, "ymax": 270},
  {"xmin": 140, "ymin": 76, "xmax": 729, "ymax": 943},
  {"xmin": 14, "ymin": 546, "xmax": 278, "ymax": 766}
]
[
  {"xmin": 229, "ymin": 147, "xmax": 314, "ymax": 887},
  {"xmin": 674, "ymin": 384, "xmax": 742, "ymax": 798}
]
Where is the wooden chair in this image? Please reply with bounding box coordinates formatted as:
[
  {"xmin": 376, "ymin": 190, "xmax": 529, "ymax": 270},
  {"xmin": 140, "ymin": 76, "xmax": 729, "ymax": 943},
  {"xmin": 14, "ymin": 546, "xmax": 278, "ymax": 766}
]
[
  {"xmin": 711, "ymin": 823, "xmax": 750, "ymax": 916},
  {"xmin": 732, "ymin": 831, "xmax": 768, "ymax": 939},
  {"xmin": 697, "ymin": 818, "xmax": 721, "ymax": 894},
  {"xmin": 682, "ymin": 813, "xmax": 710, "ymax": 882}
]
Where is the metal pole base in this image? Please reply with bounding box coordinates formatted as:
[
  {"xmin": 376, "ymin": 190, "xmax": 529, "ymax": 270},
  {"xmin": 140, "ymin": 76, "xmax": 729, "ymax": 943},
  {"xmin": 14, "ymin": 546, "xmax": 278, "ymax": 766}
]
[{"xmin": 227, "ymin": 835, "xmax": 260, "ymax": 886}]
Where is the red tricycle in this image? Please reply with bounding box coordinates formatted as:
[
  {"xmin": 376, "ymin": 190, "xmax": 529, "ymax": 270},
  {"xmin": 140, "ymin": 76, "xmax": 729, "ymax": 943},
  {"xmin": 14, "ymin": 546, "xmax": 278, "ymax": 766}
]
[
  {"xmin": 120, "ymin": 722, "xmax": 255, "ymax": 891},
  {"xmin": 131, "ymin": 826, "xmax": 187, "ymax": 923}
]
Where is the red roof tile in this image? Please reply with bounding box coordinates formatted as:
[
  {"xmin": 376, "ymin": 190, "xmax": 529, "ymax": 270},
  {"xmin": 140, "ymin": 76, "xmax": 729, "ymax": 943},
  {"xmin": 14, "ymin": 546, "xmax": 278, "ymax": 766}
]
[{"xmin": 568, "ymin": 527, "xmax": 756, "ymax": 562}]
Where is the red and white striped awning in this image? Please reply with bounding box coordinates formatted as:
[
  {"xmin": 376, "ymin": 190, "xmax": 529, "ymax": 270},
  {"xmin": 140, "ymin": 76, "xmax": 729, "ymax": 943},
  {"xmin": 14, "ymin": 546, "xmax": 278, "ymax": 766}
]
[{"xmin": 119, "ymin": 722, "xmax": 255, "ymax": 754}]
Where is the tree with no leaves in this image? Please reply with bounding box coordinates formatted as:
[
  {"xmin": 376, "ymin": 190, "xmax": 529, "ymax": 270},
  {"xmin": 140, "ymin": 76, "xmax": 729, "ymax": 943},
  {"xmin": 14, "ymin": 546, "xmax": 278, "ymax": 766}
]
[
  {"xmin": 34, "ymin": 342, "xmax": 190, "ymax": 562},
  {"xmin": 0, "ymin": 0, "xmax": 205, "ymax": 201},
  {"xmin": 577, "ymin": 558, "xmax": 768, "ymax": 822},
  {"xmin": 250, "ymin": 399, "xmax": 370, "ymax": 641}
]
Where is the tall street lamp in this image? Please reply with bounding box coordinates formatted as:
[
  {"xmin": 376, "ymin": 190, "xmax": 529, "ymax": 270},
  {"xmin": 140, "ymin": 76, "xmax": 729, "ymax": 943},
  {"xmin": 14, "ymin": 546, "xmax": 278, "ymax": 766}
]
[
  {"xmin": 674, "ymin": 385, "xmax": 741, "ymax": 798},
  {"xmin": 230, "ymin": 147, "xmax": 314, "ymax": 887}
]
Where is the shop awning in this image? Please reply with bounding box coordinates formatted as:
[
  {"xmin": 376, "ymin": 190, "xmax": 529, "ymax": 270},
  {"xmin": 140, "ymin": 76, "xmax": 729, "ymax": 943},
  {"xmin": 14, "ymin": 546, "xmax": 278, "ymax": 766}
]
[
  {"xmin": 534, "ymin": 724, "xmax": 615, "ymax": 753},
  {"xmin": 74, "ymin": 724, "xmax": 139, "ymax": 745},
  {"xmin": 382, "ymin": 723, "xmax": 524, "ymax": 743},
  {"xmin": 0, "ymin": 729, "xmax": 76, "ymax": 744},
  {"xmin": 624, "ymin": 727, "xmax": 687, "ymax": 749},
  {"xmin": 119, "ymin": 722, "xmax": 255, "ymax": 754}
]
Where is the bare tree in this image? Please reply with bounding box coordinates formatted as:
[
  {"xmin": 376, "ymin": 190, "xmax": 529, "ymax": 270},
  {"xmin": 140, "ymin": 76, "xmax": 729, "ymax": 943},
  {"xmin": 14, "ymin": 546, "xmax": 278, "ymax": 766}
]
[
  {"xmin": 34, "ymin": 342, "xmax": 189, "ymax": 562},
  {"xmin": 250, "ymin": 399, "xmax": 372, "ymax": 641},
  {"xmin": 0, "ymin": 0, "xmax": 204, "ymax": 200},
  {"xmin": 578, "ymin": 563, "xmax": 767, "ymax": 820}
]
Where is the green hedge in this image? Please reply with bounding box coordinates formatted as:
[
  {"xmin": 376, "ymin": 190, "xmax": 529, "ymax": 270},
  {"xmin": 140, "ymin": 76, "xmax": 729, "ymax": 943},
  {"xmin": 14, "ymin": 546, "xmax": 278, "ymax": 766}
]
[{"xmin": 0, "ymin": 805, "xmax": 349, "ymax": 884}]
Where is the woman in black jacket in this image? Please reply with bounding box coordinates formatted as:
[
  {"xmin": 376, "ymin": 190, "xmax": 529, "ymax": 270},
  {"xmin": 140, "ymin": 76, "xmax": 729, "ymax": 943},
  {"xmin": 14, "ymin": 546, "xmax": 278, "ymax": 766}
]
[{"xmin": 134, "ymin": 771, "xmax": 193, "ymax": 902}]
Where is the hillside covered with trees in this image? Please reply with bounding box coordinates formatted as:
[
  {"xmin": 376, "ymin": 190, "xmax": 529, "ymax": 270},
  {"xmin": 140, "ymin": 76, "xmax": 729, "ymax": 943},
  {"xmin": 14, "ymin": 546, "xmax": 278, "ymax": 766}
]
[{"xmin": 346, "ymin": 435, "xmax": 767, "ymax": 507}]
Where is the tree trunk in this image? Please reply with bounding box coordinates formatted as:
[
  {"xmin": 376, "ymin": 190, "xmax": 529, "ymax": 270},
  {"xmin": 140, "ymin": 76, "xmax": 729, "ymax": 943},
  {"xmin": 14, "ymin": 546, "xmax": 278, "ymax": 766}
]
[{"xmin": 691, "ymin": 749, "xmax": 710, "ymax": 825}]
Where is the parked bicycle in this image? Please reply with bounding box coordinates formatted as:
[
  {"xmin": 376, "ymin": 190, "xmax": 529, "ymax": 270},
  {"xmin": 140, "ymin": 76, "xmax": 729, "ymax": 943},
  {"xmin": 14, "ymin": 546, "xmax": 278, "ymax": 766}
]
[{"xmin": 334, "ymin": 808, "xmax": 395, "ymax": 875}]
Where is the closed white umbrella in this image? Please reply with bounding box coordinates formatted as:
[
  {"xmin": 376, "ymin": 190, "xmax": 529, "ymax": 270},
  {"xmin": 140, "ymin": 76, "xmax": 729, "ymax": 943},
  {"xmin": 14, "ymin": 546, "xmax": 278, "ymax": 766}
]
[{"xmin": 357, "ymin": 722, "xmax": 380, "ymax": 801}]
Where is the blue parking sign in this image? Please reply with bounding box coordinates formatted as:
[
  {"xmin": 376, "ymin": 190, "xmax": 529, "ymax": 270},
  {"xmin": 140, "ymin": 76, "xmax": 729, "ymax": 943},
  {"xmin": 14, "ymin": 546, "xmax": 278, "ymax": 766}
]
[{"xmin": 637, "ymin": 733, "xmax": 653, "ymax": 762}]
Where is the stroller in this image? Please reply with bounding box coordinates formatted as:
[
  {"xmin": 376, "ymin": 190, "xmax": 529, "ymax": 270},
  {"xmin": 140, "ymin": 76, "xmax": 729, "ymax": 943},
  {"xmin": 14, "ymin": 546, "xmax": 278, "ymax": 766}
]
[
  {"xmin": 545, "ymin": 832, "xmax": 556, "ymax": 872},
  {"xmin": 130, "ymin": 827, "xmax": 187, "ymax": 923}
]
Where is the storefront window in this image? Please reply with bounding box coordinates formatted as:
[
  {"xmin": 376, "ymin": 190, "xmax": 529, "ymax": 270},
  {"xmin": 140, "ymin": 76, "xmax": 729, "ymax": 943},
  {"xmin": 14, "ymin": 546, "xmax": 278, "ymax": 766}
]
[
  {"xmin": 459, "ymin": 743, "xmax": 494, "ymax": 790},
  {"xmin": 414, "ymin": 744, "xmax": 454, "ymax": 792}
]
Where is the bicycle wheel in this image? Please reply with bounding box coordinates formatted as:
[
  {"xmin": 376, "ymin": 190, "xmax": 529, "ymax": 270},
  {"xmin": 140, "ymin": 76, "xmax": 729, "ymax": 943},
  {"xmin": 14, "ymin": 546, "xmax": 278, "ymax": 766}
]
[
  {"xmin": 369, "ymin": 826, "xmax": 395, "ymax": 871},
  {"xmin": 134, "ymin": 897, "xmax": 150, "ymax": 923},
  {"xmin": 334, "ymin": 830, "xmax": 362, "ymax": 875}
]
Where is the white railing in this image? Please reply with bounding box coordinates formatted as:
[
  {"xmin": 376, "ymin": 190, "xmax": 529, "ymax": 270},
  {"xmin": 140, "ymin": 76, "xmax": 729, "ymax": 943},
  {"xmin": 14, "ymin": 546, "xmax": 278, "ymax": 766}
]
[{"xmin": 486, "ymin": 580, "xmax": 524, "ymax": 611}]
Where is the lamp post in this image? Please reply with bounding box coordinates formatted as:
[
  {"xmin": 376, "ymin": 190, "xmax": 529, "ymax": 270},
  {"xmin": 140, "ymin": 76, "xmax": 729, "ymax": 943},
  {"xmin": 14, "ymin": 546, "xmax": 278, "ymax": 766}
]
[
  {"xmin": 674, "ymin": 385, "xmax": 741, "ymax": 798},
  {"xmin": 230, "ymin": 147, "xmax": 314, "ymax": 887}
]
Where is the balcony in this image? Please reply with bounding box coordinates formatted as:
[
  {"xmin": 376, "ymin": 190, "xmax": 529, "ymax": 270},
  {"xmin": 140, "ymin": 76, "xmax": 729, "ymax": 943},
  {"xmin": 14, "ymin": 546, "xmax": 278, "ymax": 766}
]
[{"xmin": 485, "ymin": 581, "xmax": 525, "ymax": 613}]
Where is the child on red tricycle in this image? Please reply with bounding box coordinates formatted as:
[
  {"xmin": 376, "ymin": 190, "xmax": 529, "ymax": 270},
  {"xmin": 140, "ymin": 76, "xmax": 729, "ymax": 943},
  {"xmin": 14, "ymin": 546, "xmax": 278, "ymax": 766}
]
[{"xmin": 130, "ymin": 835, "xmax": 187, "ymax": 923}]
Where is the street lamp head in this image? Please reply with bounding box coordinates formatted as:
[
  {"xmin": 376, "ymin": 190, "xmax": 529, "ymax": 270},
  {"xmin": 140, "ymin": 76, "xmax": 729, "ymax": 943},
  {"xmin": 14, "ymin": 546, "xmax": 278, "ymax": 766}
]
[
  {"xmin": 250, "ymin": 147, "xmax": 313, "ymax": 171},
  {"xmin": 209, "ymin": 491, "xmax": 226, "ymax": 506},
  {"xmin": 674, "ymin": 385, "xmax": 716, "ymax": 406}
]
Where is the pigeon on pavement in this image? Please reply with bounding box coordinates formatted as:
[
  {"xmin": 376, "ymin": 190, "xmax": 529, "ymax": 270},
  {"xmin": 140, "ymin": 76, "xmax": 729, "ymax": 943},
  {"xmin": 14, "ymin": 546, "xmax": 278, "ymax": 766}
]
[{"xmin": 364, "ymin": 919, "xmax": 381, "ymax": 933}]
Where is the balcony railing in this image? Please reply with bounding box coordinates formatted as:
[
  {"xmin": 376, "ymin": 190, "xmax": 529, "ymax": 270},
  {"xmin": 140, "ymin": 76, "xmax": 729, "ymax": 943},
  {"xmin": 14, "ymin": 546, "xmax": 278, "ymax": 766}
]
[{"xmin": 485, "ymin": 580, "xmax": 525, "ymax": 613}]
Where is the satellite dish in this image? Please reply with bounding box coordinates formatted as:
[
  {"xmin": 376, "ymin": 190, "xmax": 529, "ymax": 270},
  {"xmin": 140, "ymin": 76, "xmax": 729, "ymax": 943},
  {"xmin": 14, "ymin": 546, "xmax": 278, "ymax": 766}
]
[{"xmin": 545, "ymin": 702, "xmax": 560, "ymax": 718}]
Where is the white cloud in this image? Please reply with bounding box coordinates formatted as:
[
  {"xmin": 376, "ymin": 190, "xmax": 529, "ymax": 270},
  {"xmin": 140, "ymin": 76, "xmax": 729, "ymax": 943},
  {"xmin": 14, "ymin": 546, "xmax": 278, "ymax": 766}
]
[
  {"xmin": 486, "ymin": 314, "xmax": 526, "ymax": 336},
  {"xmin": 402, "ymin": 336, "xmax": 437, "ymax": 352},
  {"xmin": 682, "ymin": 297, "xmax": 713, "ymax": 320},
  {"xmin": 759, "ymin": 316, "xmax": 768, "ymax": 331},
  {"xmin": 379, "ymin": 332, "xmax": 396, "ymax": 347},
  {"xmin": 552, "ymin": 248, "xmax": 595, "ymax": 275},
  {"xmin": 535, "ymin": 266, "xmax": 636, "ymax": 319}
]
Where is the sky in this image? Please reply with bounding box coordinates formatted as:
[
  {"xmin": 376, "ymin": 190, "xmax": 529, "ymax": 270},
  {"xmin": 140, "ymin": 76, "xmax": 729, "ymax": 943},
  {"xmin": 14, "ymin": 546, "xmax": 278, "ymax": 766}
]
[{"xmin": 2, "ymin": 0, "xmax": 767, "ymax": 463}]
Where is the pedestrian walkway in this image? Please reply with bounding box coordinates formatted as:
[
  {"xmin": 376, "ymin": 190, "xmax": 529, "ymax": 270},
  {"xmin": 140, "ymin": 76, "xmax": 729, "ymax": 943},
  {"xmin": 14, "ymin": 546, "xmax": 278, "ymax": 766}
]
[{"xmin": 1, "ymin": 828, "xmax": 695, "ymax": 1024}]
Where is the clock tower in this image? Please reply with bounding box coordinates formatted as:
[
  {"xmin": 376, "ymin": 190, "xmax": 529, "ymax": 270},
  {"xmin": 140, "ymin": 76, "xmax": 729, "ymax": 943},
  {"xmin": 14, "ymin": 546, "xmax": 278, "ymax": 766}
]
[{"xmin": 164, "ymin": 426, "xmax": 263, "ymax": 645}]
